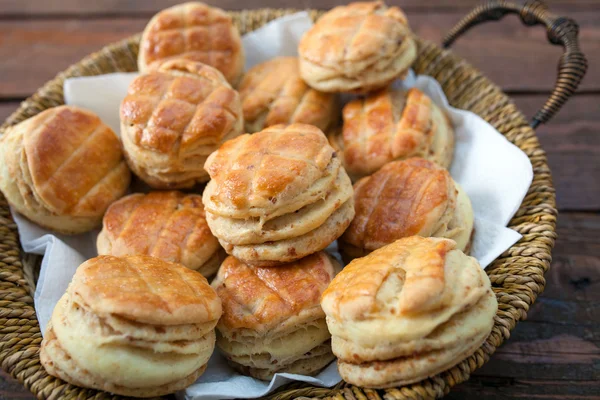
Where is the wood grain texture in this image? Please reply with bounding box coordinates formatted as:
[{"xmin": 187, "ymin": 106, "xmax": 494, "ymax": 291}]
[
  {"xmin": 1, "ymin": 0, "xmax": 598, "ymax": 15},
  {"xmin": 0, "ymin": 10, "xmax": 597, "ymax": 98},
  {"xmin": 513, "ymin": 95, "xmax": 600, "ymax": 211}
]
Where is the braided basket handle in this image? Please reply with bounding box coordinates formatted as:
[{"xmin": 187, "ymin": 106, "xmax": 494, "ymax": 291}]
[{"xmin": 442, "ymin": 0, "xmax": 587, "ymax": 128}]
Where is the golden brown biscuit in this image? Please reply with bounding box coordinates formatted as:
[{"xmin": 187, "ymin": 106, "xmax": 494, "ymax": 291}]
[
  {"xmin": 339, "ymin": 158, "xmax": 473, "ymax": 261},
  {"xmin": 121, "ymin": 59, "xmax": 243, "ymax": 189},
  {"xmin": 97, "ymin": 191, "xmax": 225, "ymax": 277},
  {"xmin": 239, "ymin": 57, "xmax": 339, "ymax": 133},
  {"xmin": 203, "ymin": 124, "xmax": 354, "ymax": 266},
  {"xmin": 331, "ymin": 87, "xmax": 454, "ymax": 180},
  {"xmin": 321, "ymin": 237, "xmax": 497, "ymax": 388},
  {"xmin": 298, "ymin": 1, "xmax": 416, "ymax": 93},
  {"xmin": 40, "ymin": 255, "xmax": 222, "ymax": 397},
  {"xmin": 0, "ymin": 106, "xmax": 130, "ymax": 234},
  {"xmin": 212, "ymin": 253, "xmax": 340, "ymax": 380},
  {"xmin": 138, "ymin": 2, "xmax": 244, "ymax": 85}
]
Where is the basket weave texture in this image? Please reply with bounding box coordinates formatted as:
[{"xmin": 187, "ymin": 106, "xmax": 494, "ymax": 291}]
[{"xmin": 0, "ymin": 9, "xmax": 556, "ymax": 400}]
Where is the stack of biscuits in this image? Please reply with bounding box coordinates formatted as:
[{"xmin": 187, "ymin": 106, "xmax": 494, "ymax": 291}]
[
  {"xmin": 322, "ymin": 237, "xmax": 497, "ymax": 388},
  {"xmin": 0, "ymin": 0, "xmax": 502, "ymax": 395},
  {"xmin": 203, "ymin": 123, "xmax": 355, "ymax": 267},
  {"xmin": 203, "ymin": 123, "xmax": 355, "ymax": 380},
  {"xmin": 40, "ymin": 255, "xmax": 222, "ymax": 397},
  {"xmin": 211, "ymin": 252, "xmax": 340, "ymax": 379}
]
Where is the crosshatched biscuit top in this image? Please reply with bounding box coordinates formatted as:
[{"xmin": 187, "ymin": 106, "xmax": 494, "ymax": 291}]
[
  {"xmin": 72, "ymin": 255, "xmax": 222, "ymax": 325},
  {"xmin": 138, "ymin": 2, "xmax": 244, "ymax": 84},
  {"xmin": 120, "ymin": 60, "xmax": 241, "ymax": 154},
  {"xmin": 212, "ymin": 253, "xmax": 336, "ymax": 332},
  {"xmin": 299, "ymin": 1, "xmax": 411, "ymax": 66},
  {"xmin": 203, "ymin": 123, "xmax": 335, "ymax": 210}
]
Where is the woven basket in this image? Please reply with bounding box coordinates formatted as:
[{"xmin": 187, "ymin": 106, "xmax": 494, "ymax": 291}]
[{"xmin": 1, "ymin": 4, "xmax": 583, "ymax": 400}]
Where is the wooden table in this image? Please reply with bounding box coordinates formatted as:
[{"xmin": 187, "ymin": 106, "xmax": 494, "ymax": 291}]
[{"xmin": 0, "ymin": 1, "xmax": 598, "ymax": 399}]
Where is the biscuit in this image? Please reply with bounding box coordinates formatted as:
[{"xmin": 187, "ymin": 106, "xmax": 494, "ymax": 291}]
[
  {"xmin": 339, "ymin": 158, "xmax": 473, "ymax": 262},
  {"xmin": 138, "ymin": 2, "xmax": 244, "ymax": 85},
  {"xmin": 212, "ymin": 253, "xmax": 339, "ymax": 380},
  {"xmin": 239, "ymin": 57, "xmax": 338, "ymax": 133},
  {"xmin": 0, "ymin": 106, "xmax": 130, "ymax": 234},
  {"xmin": 330, "ymin": 87, "xmax": 454, "ymax": 180},
  {"xmin": 298, "ymin": 1, "xmax": 416, "ymax": 93},
  {"xmin": 97, "ymin": 191, "xmax": 225, "ymax": 277},
  {"xmin": 121, "ymin": 59, "xmax": 243, "ymax": 189},
  {"xmin": 203, "ymin": 124, "xmax": 354, "ymax": 266},
  {"xmin": 321, "ymin": 237, "xmax": 497, "ymax": 388},
  {"xmin": 40, "ymin": 255, "xmax": 222, "ymax": 397}
]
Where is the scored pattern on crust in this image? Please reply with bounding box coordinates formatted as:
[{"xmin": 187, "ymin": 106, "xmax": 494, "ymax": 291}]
[
  {"xmin": 214, "ymin": 254, "xmax": 333, "ymax": 332},
  {"xmin": 342, "ymin": 88, "xmax": 433, "ymax": 177},
  {"xmin": 322, "ymin": 237, "xmax": 456, "ymax": 320},
  {"xmin": 17, "ymin": 106, "xmax": 129, "ymax": 216},
  {"xmin": 140, "ymin": 2, "xmax": 243, "ymax": 83},
  {"xmin": 239, "ymin": 57, "xmax": 337, "ymax": 132},
  {"xmin": 100, "ymin": 191, "xmax": 219, "ymax": 268},
  {"xmin": 121, "ymin": 64, "xmax": 240, "ymax": 156},
  {"xmin": 74, "ymin": 255, "xmax": 221, "ymax": 325},
  {"xmin": 204, "ymin": 124, "xmax": 334, "ymax": 211},
  {"xmin": 299, "ymin": 1, "xmax": 410, "ymax": 67},
  {"xmin": 341, "ymin": 158, "xmax": 453, "ymax": 250}
]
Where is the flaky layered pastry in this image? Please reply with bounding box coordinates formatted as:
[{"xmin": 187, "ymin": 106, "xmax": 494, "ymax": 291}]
[
  {"xmin": 330, "ymin": 87, "xmax": 454, "ymax": 180},
  {"xmin": 321, "ymin": 237, "xmax": 497, "ymax": 388},
  {"xmin": 40, "ymin": 255, "xmax": 222, "ymax": 398},
  {"xmin": 121, "ymin": 59, "xmax": 243, "ymax": 189},
  {"xmin": 298, "ymin": 1, "xmax": 416, "ymax": 93},
  {"xmin": 212, "ymin": 253, "xmax": 340, "ymax": 380},
  {"xmin": 339, "ymin": 158, "xmax": 473, "ymax": 261},
  {"xmin": 138, "ymin": 2, "xmax": 244, "ymax": 85},
  {"xmin": 203, "ymin": 123, "xmax": 355, "ymax": 266},
  {"xmin": 97, "ymin": 191, "xmax": 225, "ymax": 277},
  {"xmin": 239, "ymin": 57, "xmax": 339, "ymax": 133},
  {"xmin": 0, "ymin": 105, "xmax": 130, "ymax": 234}
]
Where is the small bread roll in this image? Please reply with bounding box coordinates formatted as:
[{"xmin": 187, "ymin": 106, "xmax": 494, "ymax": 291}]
[
  {"xmin": 138, "ymin": 2, "xmax": 244, "ymax": 85},
  {"xmin": 298, "ymin": 1, "xmax": 416, "ymax": 93},
  {"xmin": 97, "ymin": 191, "xmax": 225, "ymax": 277},
  {"xmin": 203, "ymin": 123, "xmax": 355, "ymax": 266},
  {"xmin": 0, "ymin": 106, "xmax": 130, "ymax": 234},
  {"xmin": 212, "ymin": 252, "xmax": 339, "ymax": 380},
  {"xmin": 330, "ymin": 87, "xmax": 454, "ymax": 180},
  {"xmin": 239, "ymin": 57, "xmax": 339, "ymax": 133},
  {"xmin": 339, "ymin": 158, "xmax": 473, "ymax": 262},
  {"xmin": 40, "ymin": 255, "xmax": 222, "ymax": 397},
  {"xmin": 322, "ymin": 237, "xmax": 497, "ymax": 388},
  {"xmin": 121, "ymin": 59, "xmax": 243, "ymax": 189}
]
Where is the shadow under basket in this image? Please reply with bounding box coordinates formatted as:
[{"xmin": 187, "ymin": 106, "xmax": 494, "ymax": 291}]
[{"xmin": 1, "ymin": 3, "xmax": 586, "ymax": 399}]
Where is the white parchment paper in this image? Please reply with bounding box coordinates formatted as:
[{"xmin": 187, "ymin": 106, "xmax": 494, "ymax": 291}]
[{"xmin": 11, "ymin": 12, "xmax": 533, "ymax": 400}]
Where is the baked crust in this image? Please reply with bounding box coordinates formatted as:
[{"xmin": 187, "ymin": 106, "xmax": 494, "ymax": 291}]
[
  {"xmin": 121, "ymin": 59, "xmax": 243, "ymax": 188},
  {"xmin": 336, "ymin": 87, "xmax": 454, "ymax": 179},
  {"xmin": 298, "ymin": 1, "xmax": 416, "ymax": 93},
  {"xmin": 239, "ymin": 57, "xmax": 338, "ymax": 133},
  {"xmin": 0, "ymin": 105, "xmax": 130, "ymax": 234},
  {"xmin": 138, "ymin": 2, "xmax": 244, "ymax": 85},
  {"xmin": 339, "ymin": 158, "xmax": 473, "ymax": 256},
  {"xmin": 203, "ymin": 123, "xmax": 334, "ymax": 216},
  {"xmin": 73, "ymin": 255, "xmax": 222, "ymax": 325},
  {"xmin": 97, "ymin": 191, "xmax": 222, "ymax": 275},
  {"xmin": 321, "ymin": 236, "xmax": 497, "ymax": 388}
]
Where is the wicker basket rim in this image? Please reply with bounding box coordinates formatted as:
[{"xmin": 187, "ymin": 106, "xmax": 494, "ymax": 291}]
[{"xmin": 0, "ymin": 8, "xmax": 557, "ymax": 400}]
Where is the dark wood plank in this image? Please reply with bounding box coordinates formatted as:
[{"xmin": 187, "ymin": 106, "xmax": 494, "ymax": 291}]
[
  {"xmin": 513, "ymin": 94, "xmax": 600, "ymax": 211},
  {"xmin": 0, "ymin": 102, "xmax": 20, "ymax": 124},
  {"xmin": 0, "ymin": 10, "xmax": 598, "ymax": 98},
  {"xmin": 447, "ymin": 211, "xmax": 600, "ymax": 398},
  {"xmin": 0, "ymin": 0, "xmax": 597, "ymax": 15},
  {"xmin": 0, "ymin": 370, "xmax": 34, "ymax": 400}
]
